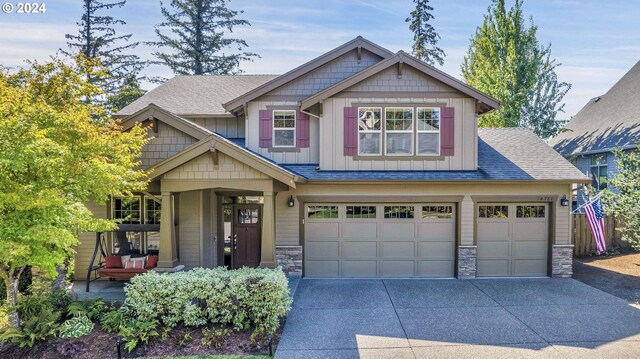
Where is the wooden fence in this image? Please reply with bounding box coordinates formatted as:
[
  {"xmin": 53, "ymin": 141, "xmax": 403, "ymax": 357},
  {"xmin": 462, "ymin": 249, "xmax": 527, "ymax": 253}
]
[{"xmin": 572, "ymin": 214, "xmax": 627, "ymax": 256}]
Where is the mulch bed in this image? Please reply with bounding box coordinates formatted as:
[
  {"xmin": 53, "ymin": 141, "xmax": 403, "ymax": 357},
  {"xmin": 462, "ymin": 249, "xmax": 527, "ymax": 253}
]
[
  {"xmin": 0, "ymin": 320, "xmax": 284, "ymax": 358},
  {"xmin": 573, "ymin": 250, "xmax": 640, "ymax": 304}
]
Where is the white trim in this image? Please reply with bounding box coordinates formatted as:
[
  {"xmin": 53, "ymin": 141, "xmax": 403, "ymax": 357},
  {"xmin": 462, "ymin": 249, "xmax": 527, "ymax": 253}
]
[
  {"xmin": 357, "ymin": 107, "xmax": 383, "ymax": 156},
  {"xmin": 416, "ymin": 107, "xmax": 441, "ymax": 156},
  {"xmin": 272, "ymin": 109, "xmax": 296, "ymax": 148},
  {"xmin": 384, "ymin": 107, "xmax": 414, "ymax": 156}
]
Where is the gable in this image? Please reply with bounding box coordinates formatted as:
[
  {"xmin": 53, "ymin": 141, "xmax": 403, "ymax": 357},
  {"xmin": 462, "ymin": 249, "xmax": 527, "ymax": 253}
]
[
  {"xmin": 141, "ymin": 122, "xmax": 197, "ymax": 169},
  {"xmin": 342, "ymin": 65, "xmax": 458, "ymax": 94},
  {"xmin": 163, "ymin": 152, "xmax": 270, "ymax": 181},
  {"xmin": 264, "ymin": 49, "xmax": 383, "ymax": 99}
]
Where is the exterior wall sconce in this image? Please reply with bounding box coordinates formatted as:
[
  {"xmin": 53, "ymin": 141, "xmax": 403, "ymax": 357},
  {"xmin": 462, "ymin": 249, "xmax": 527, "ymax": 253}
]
[
  {"xmin": 560, "ymin": 195, "xmax": 569, "ymax": 207},
  {"xmin": 288, "ymin": 195, "xmax": 296, "ymax": 208}
]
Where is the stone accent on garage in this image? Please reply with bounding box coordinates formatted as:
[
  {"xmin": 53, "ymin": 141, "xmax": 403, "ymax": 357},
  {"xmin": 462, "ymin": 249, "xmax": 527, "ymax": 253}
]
[
  {"xmin": 276, "ymin": 245, "xmax": 303, "ymax": 276},
  {"xmin": 457, "ymin": 245, "xmax": 477, "ymax": 279},
  {"xmin": 552, "ymin": 244, "xmax": 574, "ymax": 278}
]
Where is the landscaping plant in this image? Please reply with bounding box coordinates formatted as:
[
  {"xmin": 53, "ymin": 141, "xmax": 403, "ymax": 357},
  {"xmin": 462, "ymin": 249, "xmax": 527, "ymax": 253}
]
[{"xmin": 58, "ymin": 315, "xmax": 94, "ymax": 339}]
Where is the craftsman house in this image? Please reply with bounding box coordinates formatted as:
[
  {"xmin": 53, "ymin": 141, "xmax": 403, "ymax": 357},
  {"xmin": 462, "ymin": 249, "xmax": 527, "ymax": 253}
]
[{"xmin": 76, "ymin": 37, "xmax": 588, "ymax": 281}]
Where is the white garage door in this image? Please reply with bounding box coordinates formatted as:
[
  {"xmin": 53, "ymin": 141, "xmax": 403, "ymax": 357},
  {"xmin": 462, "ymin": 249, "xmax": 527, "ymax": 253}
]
[
  {"xmin": 304, "ymin": 203, "xmax": 456, "ymax": 278},
  {"xmin": 477, "ymin": 203, "xmax": 549, "ymax": 277}
]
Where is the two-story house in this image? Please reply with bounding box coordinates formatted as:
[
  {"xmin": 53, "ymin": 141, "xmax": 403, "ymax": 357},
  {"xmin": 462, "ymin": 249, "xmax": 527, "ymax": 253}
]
[{"xmin": 75, "ymin": 37, "xmax": 588, "ymax": 281}]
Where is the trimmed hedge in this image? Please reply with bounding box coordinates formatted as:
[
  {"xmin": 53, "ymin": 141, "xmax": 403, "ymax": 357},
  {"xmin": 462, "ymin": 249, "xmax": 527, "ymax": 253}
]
[{"xmin": 123, "ymin": 267, "xmax": 291, "ymax": 338}]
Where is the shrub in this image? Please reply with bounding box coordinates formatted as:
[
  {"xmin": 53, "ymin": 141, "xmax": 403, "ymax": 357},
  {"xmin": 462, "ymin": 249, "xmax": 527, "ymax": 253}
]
[
  {"xmin": 67, "ymin": 298, "xmax": 106, "ymax": 321},
  {"xmin": 100, "ymin": 308, "xmax": 128, "ymax": 333},
  {"xmin": 47, "ymin": 290, "xmax": 73, "ymax": 315},
  {"xmin": 118, "ymin": 317, "xmax": 159, "ymax": 352},
  {"xmin": 124, "ymin": 267, "xmax": 291, "ymax": 339},
  {"xmin": 0, "ymin": 307, "xmax": 60, "ymax": 347},
  {"xmin": 58, "ymin": 315, "xmax": 94, "ymax": 338},
  {"xmin": 201, "ymin": 327, "xmax": 230, "ymax": 349}
]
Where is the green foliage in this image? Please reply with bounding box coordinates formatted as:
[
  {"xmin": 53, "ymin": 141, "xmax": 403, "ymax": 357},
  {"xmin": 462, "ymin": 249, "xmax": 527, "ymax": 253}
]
[
  {"xmin": 58, "ymin": 315, "xmax": 94, "ymax": 338},
  {"xmin": 0, "ymin": 305, "xmax": 60, "ymax": 347},
  {"xmin": 150, "ymin": 0, "xmax": 258, "ymax": 76},
  {"xmin": 461, "ymin": 0, "xmax": 570, "ymax": 139},
  {"xmin": 0, "ymin": 58, "xmax": 149, "ymax": 327},
  {"xmin": 124, "ymin": 267, "xmax": 291, "ymax": 339},
  {"xmin": 0, "ymin": 267, "xmax": 31, "ymax": 302},
  {"xmin": 100, "ymin": 307, "xmax": 129, "ymax": 333},
  {"xmin": 67, "ymin": 298, "xmax": 107, "ymax": 320},
  {"xmin": 118, "ymin": 317, "xmax": 160, "ymax": 352},
  {"xmin": 406, "ymin": 0, "xmax": 445, "ymax": 66},
  {"xmin": 201, "ymin": 327, "xmax": 230, "ymax": 349},
  {"xmin": 106, "ymin": 74, "xmax": 146, "ymax": 113},
  {"xmin": 47, "ymin": 290, "xmax": 73, "ymax": 316},
  {"xmin": 175, "ymin": 331, "xmax": 193, "ymax": 347},
  {"xmin": 602, "ymin": 146, "xmax": 640, "ymax": 249}
]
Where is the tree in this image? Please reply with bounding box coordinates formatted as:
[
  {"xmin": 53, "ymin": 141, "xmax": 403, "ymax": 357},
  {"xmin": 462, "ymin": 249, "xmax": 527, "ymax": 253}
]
[
  {"xmin": 0, "ymin": 57, "xmax": 149, "ymax": 328},
  {"xmin": 406, "ymin": 0, "xmax": 445, "ymax": 66},
  {"xmin": 461, "ymin": 0, "xmax": 570, "ymax": 139},
  {"xmin": 150, "ymin": 0, "xmax": 258, "ymax": 75},
  {"xmin": 62, "ymin": 0, "xmax": 144, "ymax": 95},
  {"xmin": 106, "ymin": 74, "xmax": 146, "ymax": 113},
  {"xmin": 602, "ymin": 146, "xmax": 640, "ymax": 250}
]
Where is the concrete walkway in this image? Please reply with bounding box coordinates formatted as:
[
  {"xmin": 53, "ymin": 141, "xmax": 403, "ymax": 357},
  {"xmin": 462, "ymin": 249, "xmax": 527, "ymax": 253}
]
[{"xmin": 276, "ymin": 278, "xmax": 640, "ymax": 359}]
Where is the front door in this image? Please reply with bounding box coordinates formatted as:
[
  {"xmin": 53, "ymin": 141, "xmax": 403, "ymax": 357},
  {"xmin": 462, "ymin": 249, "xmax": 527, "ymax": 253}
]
[{"xmin": 232, "ymin": 205, "xmax": 262, "ymax": 268}]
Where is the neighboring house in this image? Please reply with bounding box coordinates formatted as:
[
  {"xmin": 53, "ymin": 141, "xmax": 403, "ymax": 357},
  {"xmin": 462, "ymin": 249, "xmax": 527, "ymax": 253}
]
[
  {"xmin": 550, "ymin": 60, "xmax": 640, "ymax": 210},
  {"xmin": 75, "ymin": 37, "xmax": 588, "ymax": 281}
]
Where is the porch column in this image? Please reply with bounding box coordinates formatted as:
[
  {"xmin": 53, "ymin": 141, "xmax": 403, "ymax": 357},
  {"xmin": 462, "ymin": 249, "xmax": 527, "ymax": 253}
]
[
  {"xmin": 260, "ymin": 191, "xmax": 277, "ymax": 268},
  {"xmin": 458, "ymin": 195, "xmax": 477, "ymax": 279},
  {"xmin": 158, "ymin": 192, "xmax": 178, "ymax": 268}
]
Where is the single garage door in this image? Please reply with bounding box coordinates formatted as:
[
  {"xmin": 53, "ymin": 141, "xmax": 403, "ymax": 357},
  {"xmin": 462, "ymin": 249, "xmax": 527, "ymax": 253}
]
[
  {"xmin": 477, "ymin": 203, "xmax": 549, "ymax": 277},
  {"xmin": 304, "ymin": 203, "xmax": 455, "ymax": 277}
]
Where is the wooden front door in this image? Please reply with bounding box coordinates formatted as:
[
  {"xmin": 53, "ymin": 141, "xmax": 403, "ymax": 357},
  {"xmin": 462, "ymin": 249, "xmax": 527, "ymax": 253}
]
[{"xmin": 232, "ymin": 205, "xmax": 262, "ymax": 268}]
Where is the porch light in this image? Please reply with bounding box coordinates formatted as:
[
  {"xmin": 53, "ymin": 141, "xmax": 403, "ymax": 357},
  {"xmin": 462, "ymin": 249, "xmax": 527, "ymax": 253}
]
[
  {"xmin": 288, "ymin": 195, "xmax": 296, "ymax": 208},
  {"xmin": 560, "ymin": 195, "xmax": 569, "ymax": 207}
]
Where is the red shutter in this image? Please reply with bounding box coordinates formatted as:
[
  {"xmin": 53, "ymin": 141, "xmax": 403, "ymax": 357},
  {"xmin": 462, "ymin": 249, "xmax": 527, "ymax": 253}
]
[
  {"xmin": 440, "ymin": 107, "xmax": 455, "ymax": 156},
  {"xmin": 259, "ymin": 109, "xmax": 272, "ymax": 148},
  {"xmin": 343, "ymin": 107, "xmax": 358, "ymax": 156},
  {"xmin": 296, "ymin": 109, "xmax": 310, "ymax": 148}
]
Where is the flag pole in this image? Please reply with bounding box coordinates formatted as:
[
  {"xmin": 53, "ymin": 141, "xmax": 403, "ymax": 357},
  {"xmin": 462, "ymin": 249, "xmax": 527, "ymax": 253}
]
[{"xmin": 571, "ymin": 190, "xmax": 604, "ymax": 214}]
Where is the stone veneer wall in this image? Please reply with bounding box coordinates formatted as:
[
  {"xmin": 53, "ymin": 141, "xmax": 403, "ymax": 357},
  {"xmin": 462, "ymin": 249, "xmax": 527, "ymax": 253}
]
[
  {"xmin": 457, "ymin": 245, "xmax": 477, "ymax": 279},
  {"xmin": 552, "ymin": 244, "xmax": 574, "ymax": 278},
  {"xmin": 276, "ymin": 246, "xmax": 302, "ymax": 276}
]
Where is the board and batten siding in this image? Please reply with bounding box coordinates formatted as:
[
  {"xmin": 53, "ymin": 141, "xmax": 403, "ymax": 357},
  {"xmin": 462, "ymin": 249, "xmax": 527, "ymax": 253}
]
[
  {"xmin": 245, "ymin": 101, "xmax": 320, "ymax": 164},
  {"xmin": 321, "ymin": 96, "xmax": 477, "ymax": 170},
  {"xmin": 275, "ymin": 191, "xmax": 300, "ymax": 246},
  {"xmin": 189, "ymin": 116, "xmax": 245, "ymax": 139},
  {"xmin": 75, "ymin": 201, "xmax": 107, "ymax": 280},
  {"xmin": 140, "ymin": 122, "xmax": 197, "ymax": 169},
  {"xmin": 163, "ymin": 152, "xmax": 270, "ymax": 180}
]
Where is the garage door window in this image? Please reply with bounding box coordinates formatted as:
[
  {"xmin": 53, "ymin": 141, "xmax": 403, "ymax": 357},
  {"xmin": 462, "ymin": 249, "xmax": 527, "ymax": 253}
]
[
  {"xmin": 307, "ymin": 205, "xmax": 338, "ymax": 219},
  {"xmin": 384, "ymin": 205, "xmax": 415, "ymax": 219},
  {"xmin": 478, "ymin": 205, "xmax": 509, "ymax": 218},
  {"xmin": 346, "ymin": 205, "xmax": 377, "ymax": 219},
  {"xmin": 516, "ymin": 205, "xmax": 545, "ymax": 218},
  {"xmin": 422, "ymin": 205, "xmax": 453, "ymax": 219}
]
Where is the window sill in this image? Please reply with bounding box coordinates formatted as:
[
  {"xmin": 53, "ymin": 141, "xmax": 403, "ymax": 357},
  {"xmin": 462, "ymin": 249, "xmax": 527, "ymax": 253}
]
[
  {"xmin": 352, "ymin": 155, "xmax": 444, "ymax": 161},
  {"xmin": 268, "ymin": 147, "xmax": 301, "ymax": 153}
]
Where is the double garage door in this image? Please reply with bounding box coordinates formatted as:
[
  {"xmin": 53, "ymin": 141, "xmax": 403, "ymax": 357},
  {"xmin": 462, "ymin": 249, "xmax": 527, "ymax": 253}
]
[{"xmin": 304, "ymin": 203, "xmax": 456, "ymax": 278}]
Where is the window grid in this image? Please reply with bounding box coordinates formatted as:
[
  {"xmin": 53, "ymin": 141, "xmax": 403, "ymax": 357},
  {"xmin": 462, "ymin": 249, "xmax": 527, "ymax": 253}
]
[
  {"xmin": 145, "ymin": 198, "xmax": 161, "ymax": 224},
  {"xmin": 478, "ymin": 205, "xmax": 509, "ymax": 218},
  {"xmin": 385, "ymin": 107, "xmax": 414, "ymax": 156},
  {"xmin": 307, "ymin": 206, "xmax": 339, "ymax": 219},
  {"xmin": 590, "ymin": 153, "xmax": 608, "ymax": 191},
  {"xmin": 113, "ymin": 197, "xmax": 141, "ymax": 224},
  {"xmin": 422, "ymin": 205, "xmax": 453, "ymax": 219},
  {"xmin": 384, "ymin": 206, "xmax": 415, "ymax": 219},
  {"xmin": 358, "ymin": 107, "xmax": 382, "ymax": 156},
  {"xmin": 346, "ymin": 206, "xmax": 377, "ymax": 219},
  {"xmin": 417, "ymin": 107, "xmax": 440, "ymax": 156},
  {"xmin": 273, "ymin": 110, "xmax": 296, "ymax": 148},
  {"xmin": 516, "ymin": 205, "xmax": 546, "ymax": 218}
]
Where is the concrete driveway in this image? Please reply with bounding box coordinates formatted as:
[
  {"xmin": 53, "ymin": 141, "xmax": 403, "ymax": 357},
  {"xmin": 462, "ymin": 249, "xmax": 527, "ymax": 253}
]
[{"xmin": 275, "ymin": 278, "xmax": 640, "ymax": 359}]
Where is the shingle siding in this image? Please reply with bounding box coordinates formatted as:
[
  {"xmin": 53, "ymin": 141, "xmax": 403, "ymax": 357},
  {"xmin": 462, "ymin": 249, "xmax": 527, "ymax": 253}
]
[
  {"xmin": 141, "ymin": 122, "xmax": 197, "ymax": 168},
  {"xmin": 346, "ymin": 65, "xmax": 455, "ymax": 93}
]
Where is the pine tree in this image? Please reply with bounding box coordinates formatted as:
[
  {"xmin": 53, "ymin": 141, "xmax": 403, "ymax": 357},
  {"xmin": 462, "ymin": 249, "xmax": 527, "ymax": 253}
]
[
  {"xmin": 62, "ymin": 0, "xmax": 144, "ymax": 95},
  {"xmin": 461, "ymin": 0, "xmax": 570, "ymax": 139},
  {"xmin": 406, "ymin": 0, "xmax": 445, "ymax": 66},
  {"xmin": 106, "ymin": 74, "xmax": 146, "ymax": 113},
  {"xmin": 150, "ymin": 0, "xmax": 258, "ymax": 75}
]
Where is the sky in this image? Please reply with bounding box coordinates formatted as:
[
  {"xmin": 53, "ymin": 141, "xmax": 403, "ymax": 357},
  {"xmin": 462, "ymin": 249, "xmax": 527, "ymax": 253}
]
[{"xmin": 0, "ymin": 0, "xmax": 638, "ymax": 119}]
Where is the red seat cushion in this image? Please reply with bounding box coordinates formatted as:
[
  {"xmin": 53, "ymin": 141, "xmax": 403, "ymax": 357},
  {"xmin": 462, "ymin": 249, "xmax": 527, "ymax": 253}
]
[
  {"xmin": 146, "ymin": 255, "xmax": 159, "ymax": 269},
  {"xmin": 105, "ymin": 256, "xmax": 123, "ymax": 269}
]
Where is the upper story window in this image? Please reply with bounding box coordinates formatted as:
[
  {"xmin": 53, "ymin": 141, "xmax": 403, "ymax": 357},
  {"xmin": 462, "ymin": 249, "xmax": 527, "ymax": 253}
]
[
  {"xmin": 417, "ymin": 108, "xmax": 440, "ymax": 155},
  {"xmin": 358, "ymin": 107, "xmax": 382, "ymax": 155},
  {"xmin": 273, "ymin": 110, "xmax": 296, "ymax": 147},
  {"xmin": 385, "ymin": 108, "xmax": 413, "ymax": 155},
  {"xmin": 590, "ymin": 153, "xmax": 608, "ymax": 191}
]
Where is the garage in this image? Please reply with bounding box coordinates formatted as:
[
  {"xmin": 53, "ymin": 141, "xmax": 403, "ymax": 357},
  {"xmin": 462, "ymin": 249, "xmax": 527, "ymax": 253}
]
[
  {"xmin": 304, "ymin": 203, "xmax": 456, "ymax": 278},
  {"xmin": 476, "ymin": 203, "xmax": 549, "ymax": 277}
]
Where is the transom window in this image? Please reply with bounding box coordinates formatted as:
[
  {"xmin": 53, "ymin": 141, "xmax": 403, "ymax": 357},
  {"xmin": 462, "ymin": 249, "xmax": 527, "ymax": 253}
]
[
  {"xmin": 385, "ymin": 108, "xmax": 413, "ymax": 155},
  {"xmin": 516, "ymin": 205, "xmax": 545, "ymax": 218},
  {"xmin": 346, "ymin": 206, "xmax": 377, "ymax": 218},
  {"xmin": 422, "ymin": 205, "xmax": 453, "ymax": 219},
  {"xmin": 307, "ymin": 206, "xmax": 339, "ymax": 219},
  {"xmin": 384, "ymin": 206, "xmax": 415, "ymax": 219},
  {"xmin": 590, "ymin": 153, "xmax": 608, "ymax": 191},
  {"xmin": 417, "ymin": 108, "xmax": 440, "ymax": 155},
  {"xmin": 478, "ymin": 205, "xmax": 509, "ymax": 218},
  {"xmin": 273, "ymin": 110, "xmax": 296, "ymax": 147},
  {"xmin": 113, "ymin": 197, "xmax": 141, "ymax": 224},
  {"xmin": 358, "ymin": 107, "xmax": 382, "ymax": 155}
]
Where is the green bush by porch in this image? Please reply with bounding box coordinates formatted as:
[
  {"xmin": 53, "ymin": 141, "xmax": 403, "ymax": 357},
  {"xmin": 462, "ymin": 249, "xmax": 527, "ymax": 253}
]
[{"xmin": 124, "ymin": 267, "xmax": 291, "ymax": 339}]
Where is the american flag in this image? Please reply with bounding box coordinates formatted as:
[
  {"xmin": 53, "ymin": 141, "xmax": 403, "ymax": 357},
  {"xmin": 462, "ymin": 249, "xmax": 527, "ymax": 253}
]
[{"xmin": 584, "ymin": 197, "xmax": 606, "ymax": 253}]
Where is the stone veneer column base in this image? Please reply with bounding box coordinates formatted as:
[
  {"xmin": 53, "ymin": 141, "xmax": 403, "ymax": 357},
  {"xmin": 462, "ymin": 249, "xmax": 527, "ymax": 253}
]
[
  {"xmin": 276, "ymin": 246, "xmax": 303, "ymax": 276},
  {"xmin": 457, "ymin": 245, "xmax": 477, "ymax": 279},
  {"xmin": 552, "ymin": 244, "xmax": 574, "ymax": 278}
]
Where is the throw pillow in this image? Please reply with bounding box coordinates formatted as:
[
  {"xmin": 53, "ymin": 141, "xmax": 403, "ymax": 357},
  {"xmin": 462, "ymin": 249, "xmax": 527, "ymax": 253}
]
[
  {"xmin": 124, "ymin": 259, "xmax": 145, "ymax": 269},
  {"xmin": 145, "ymin": 255, "xmax": 159, "ymax": 269},
  {"xmin": 105, "ymin": 256, "xmax": 122, "ymax": 269}
]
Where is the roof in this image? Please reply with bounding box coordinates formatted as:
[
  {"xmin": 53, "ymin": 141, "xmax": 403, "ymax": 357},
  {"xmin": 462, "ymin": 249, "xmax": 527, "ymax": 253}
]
[
  {"xmin": 549, "ymin": 60, "xmax": 640, "ymax": 156},
  {"xmin": 115, "ymin": 75, "xmax": 278, "ymax": 117},
  {"xmin": 300, "ymin": 51, "xmax": 500, "ymax": 114},
  {"xmin": 222, "ymin": 36, "xmax": 394, "ymax": 112},
  {"xmin": 281, "ymin": 128, "xmax": 588, "ymax": 183}
]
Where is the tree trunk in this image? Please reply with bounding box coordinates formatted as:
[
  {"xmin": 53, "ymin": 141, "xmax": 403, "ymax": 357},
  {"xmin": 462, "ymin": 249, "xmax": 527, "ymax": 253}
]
[
  {"xmin": 2, "ymin": 268, "xmax": 22, "ymax": 328},
  {"xmin": 52, "ymin": 265, "xmax": 67, "ymax": 291}
]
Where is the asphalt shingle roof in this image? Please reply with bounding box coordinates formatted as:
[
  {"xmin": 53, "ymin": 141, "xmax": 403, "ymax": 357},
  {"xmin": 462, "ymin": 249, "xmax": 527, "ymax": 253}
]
[
  {"xmin": 280, "ymin": 128, "xmax": 587, "ymax": 182},
  {"xmin": 549, "ymin": 60, "xmax": 640, "ymax": 156},
  {"xmin": 115, "ymin": 75, "xmax": 278, "ymax": 117}
]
